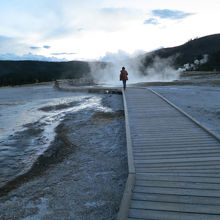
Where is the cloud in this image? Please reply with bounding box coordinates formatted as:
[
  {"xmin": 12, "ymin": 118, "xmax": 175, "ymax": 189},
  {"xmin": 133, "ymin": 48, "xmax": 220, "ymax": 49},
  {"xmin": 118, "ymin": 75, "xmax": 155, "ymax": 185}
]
[
  {"xmin": 31, "ymin": 45, "xmax": 52, "ymax": 50},
  {"xmin": 0, "ymin": 35, "xmax": 11, "ymax": 43},
  {"xmin": 0, "ymin": 35, "xmax": 54, "ymax": 57},
  {"xmin": 0, "ymin": 35, "xmax": 74, "ymax": 60},
  {"xmin": 100, "ymin": 49, "xmax": 145, "ymax": 62},
  {"xmin": 0, "ymin": 35, "xmax": 30, "ymax": 54},
  {"xmin": 0, "ymin": 1, "xmax": 204, "ymax": 61},
  {"xmin": 143, "ymin": 9, "xmax": 194, "ymax": 27},
  {"xmin": 83, "ymin": 7, "xmax": 143, "ymax": 32},
  {"xmin": 100, "ymin": 7, "xmax": 132, "ymax": 15},
  {"xmin": 51, "ymin": 52, "xmax": 76, "ymax": 56},
  {"xmin": 0, "ymin": 35, "xmax": 17, "ymax": 47},
  {"xmin": 0, "ymin": 52, "xmax": 67, "ymax": 61},
  {"xmin": 0, "ymin": 0, "xmax": 82, "ymax": 41},
  {"xmin": 152, "ymin": 9, "xmax": 194, "ymax": 20},
  {"xmin": 144, "ymin": 18, "xmax": 159, "ymax": 25}
]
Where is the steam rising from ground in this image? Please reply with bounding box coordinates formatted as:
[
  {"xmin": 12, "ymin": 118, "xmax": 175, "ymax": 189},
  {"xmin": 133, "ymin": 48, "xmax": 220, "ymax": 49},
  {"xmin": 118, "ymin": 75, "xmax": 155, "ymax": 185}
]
[
  {"xmin": 143, "ymin": 56, "xmax": 180, "ymax": 82},
  {"xmin": 89, "ymin": 51, "xmax": 180, "ymax": 86},
  {"xmin": 178, "ymin": 54, "xmax": 209, "ymax": 71}
]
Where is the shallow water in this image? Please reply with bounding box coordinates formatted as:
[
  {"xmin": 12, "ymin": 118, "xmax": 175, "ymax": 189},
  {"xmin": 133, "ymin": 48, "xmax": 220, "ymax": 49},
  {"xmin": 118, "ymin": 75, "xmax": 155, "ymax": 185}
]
[{"xmin": 0, "ymin": 85, "xmax": 111, "ymax": 187}]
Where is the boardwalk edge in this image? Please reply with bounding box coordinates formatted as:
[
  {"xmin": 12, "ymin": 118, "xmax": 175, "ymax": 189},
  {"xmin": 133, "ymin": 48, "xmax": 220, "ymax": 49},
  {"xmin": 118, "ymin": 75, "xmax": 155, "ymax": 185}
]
[{"xmin": 117, "ymin": 89, "xmax": 136, "ymax": 220}]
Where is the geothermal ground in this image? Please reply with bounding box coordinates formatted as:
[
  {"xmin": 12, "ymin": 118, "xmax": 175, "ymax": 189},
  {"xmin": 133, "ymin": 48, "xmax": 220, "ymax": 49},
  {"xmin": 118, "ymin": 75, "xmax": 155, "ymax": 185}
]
[
  {"xmin": 0, "ymin": 93, "xmax": 127, "ymax": 220},
  {"xmin": 0, "ymin": 71, "xmax": 220, "ymax": 219}
]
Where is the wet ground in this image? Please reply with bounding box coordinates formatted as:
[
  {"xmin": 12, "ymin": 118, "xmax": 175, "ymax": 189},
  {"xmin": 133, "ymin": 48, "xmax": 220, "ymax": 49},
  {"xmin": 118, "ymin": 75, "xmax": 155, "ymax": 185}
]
[
  {"xmin": 0, "ymin": 85, "xmax": 101, "ymax": 188},
  {"xmin": 0, "ymin": 87, "xmax": 127, "ymax": 220}
]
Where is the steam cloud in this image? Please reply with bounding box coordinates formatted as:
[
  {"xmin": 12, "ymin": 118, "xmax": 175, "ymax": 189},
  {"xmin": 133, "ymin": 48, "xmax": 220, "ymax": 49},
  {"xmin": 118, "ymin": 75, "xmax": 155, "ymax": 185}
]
[
  {"xmin": 89, "ymin": 52, "xmax": 180, "ymax": 86},
  {"xmin": 178, "ymin": 54, "xmax": 208, "ymax": 71}
]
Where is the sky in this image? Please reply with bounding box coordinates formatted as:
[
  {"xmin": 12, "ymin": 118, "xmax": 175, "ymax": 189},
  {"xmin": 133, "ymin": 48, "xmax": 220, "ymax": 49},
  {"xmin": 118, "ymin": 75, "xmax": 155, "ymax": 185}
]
[{"xmin": 0, "ymin": 0, "xmax": 219, "ymax": 61}]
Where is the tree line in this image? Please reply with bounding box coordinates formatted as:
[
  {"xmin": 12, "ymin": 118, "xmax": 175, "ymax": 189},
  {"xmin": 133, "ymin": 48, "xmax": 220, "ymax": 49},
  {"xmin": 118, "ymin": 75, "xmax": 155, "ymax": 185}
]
[{"xmin": 0, "ymin": 60, "xmax": 91, "ymax": 86}]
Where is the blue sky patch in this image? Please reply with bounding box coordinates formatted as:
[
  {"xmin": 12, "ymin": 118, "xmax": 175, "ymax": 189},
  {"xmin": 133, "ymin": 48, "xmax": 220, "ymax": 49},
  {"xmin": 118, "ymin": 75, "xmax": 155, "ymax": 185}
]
[
  {"xmin": 30, "ymin": 46, "xmax": 41, "ymax": 50},
  {"xmin": 43, "ymin": 45, "xmax": 51, "ymax": 49},
  {"xmin": 152, "ymin": 9, "xmax": 193, "ymax": 20},
  {"xmin": 144, "ymin": 18, "xmax": 159, "ymax": 25},
  {"xmin": 51, "ymin": 52, "xmax": 76, "ymax": 56}
]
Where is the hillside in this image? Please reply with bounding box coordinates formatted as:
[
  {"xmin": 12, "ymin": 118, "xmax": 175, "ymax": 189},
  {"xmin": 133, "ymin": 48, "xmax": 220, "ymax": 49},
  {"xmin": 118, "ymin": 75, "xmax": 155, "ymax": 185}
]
[{"xmin": 141, "ymin": 33, "xmax": 220, "ymax": 71}]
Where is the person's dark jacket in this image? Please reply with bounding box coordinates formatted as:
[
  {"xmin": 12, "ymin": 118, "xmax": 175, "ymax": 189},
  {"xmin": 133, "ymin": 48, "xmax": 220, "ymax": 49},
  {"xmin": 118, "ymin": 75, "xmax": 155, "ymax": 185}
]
[{"xmin": 120, "ymin": 70, "xmax": 128, "ymax": 81}]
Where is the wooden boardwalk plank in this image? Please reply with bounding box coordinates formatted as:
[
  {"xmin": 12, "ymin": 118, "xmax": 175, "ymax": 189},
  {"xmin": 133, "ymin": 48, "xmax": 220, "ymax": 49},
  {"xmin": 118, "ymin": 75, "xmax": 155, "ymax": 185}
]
[
  {"xmin": 134, "ymin": 160, "xmax": 220, "ymax": 168},
  {"xmin": 132, "ymin": 192, "xmax": 220, "ymax": 205},
  {"xmin": 135, "ymin": 179, "xmax": 220, "ymax": 189},
  {"xmin": 134, "ymin": 185, "xmax": 220, "ymax": 197},
  {"xmin": 129, "ymin": 208, "xmax": 220, "ymax": 220},
  {"xmin": 136, "ymin": 172, "xmax": 220, "ymax": 178},
  {"xmin": 136, "ymin": 174, "xmax": 220, "ymax": 183},
  {"xmin": 130, "ymin": 200, "xmax": 220, "ymax": 214},
  {"xmin": 134, "ymin": 156, "xmax": 220, "ymax": 164}
]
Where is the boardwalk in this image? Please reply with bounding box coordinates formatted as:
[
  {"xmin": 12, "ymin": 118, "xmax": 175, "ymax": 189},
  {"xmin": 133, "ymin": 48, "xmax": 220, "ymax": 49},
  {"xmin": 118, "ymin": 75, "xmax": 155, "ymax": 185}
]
[{"xmin": 118, "ymin": 88, "xmax": 220, "ymax": 220}]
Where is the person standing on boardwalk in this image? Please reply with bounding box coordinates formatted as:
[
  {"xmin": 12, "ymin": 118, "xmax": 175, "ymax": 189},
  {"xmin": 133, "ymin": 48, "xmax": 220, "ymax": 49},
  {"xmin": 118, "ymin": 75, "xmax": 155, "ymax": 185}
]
[{"xmin": 120, "ymin": 67, "xmax": 128, "ymax": 90}]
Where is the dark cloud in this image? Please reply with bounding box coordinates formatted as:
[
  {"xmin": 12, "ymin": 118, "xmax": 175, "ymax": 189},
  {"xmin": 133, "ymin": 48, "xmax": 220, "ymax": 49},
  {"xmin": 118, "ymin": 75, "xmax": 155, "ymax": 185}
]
[
  {"xmin": 30, "ymin": 46, "xmax": 41, "ymax": 50},
  {"xmin": 43, "ymin": 45, "xmax": 51, "ymax": 49},
  {"xmin": 144, "ymin": 18, "xmax": 159, "ymax": 25},
  {"xmin": 51, "ymin": 52, "xmax": 76, "ymax": 55},
  {"xmin": 152, "ymin": 9, "xmax": 194, "ymax": 20}
]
